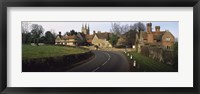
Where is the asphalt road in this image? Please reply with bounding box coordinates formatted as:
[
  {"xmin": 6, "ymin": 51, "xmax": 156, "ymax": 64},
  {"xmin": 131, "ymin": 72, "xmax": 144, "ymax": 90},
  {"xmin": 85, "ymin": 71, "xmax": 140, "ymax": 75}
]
[{"xmin": 67, "ymin": 50, "xmax": 130, "ymax": 72}]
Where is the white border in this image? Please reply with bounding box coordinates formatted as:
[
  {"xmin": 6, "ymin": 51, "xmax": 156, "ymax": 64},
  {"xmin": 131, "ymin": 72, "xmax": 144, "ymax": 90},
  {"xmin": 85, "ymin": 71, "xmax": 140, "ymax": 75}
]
[{"xmin": 7, "ymin": 7, "xmax": 193, "ymax": 87}]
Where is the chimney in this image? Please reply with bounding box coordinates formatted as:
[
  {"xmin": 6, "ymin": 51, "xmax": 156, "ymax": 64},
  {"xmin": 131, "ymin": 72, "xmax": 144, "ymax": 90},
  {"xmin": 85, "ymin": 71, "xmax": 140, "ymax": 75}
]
[
  {"xmin": 93, "ymin": 30, "xmax": 96, "ymax": 34},
  {"xmin": 146, "ymin": 23, "xmax": 152, "ymax": 33},
  {"xmin": 155, "ymin": 26, "xmax": 160, "ymax": 32},
  {"xmin": 59, "ymin": 32, "xmax": 61, "ymax": 37}
]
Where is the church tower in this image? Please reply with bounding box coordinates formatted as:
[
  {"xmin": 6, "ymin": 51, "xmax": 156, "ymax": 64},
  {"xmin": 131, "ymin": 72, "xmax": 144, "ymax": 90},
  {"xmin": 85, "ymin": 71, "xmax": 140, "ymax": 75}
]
[{"xmin": 82, "ymin": 23, "xmax": 90, "ymax": 35}]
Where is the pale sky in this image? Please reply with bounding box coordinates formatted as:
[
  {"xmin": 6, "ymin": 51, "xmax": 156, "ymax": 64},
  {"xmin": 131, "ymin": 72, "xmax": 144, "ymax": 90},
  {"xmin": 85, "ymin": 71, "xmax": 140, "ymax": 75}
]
[{"xmin": 23, "ymin": 21, "xmax": 179, "ymax": 38}]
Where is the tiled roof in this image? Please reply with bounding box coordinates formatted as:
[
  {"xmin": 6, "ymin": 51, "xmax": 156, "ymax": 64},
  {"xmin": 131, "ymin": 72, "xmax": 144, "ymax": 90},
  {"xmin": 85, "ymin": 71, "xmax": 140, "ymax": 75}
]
[
  {"xmin": 95, "ymin": 32, "xmax": 111, "ymax": 40},
  {"xmin": 141, "ymin": 31, "xmax": 166, "ymax": 41},
  {"xmin": 85, "ymin": 35, "xmax": 94, "ymax": 39},
  {"xmin": 85, "ymin": 35, "xmax": 94, "ymax": 43},
  {"xmin": 66, "ymin": 35, "xmax": 77, "ymax": 39},
  {"xmin": 87, "ymin": 39, "xmax": 92, "ymax": 43}
]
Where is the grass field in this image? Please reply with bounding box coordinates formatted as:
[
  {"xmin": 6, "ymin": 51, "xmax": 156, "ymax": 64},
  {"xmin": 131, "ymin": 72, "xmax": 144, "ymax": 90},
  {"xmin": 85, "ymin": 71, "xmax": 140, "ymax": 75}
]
[
  {"xmin": 22, "ymin": 45, "xmax": 88, "ymax": 60},
  {"xmin": 127, "ymin": 51, "xmax": 177, "ymax": 72}
]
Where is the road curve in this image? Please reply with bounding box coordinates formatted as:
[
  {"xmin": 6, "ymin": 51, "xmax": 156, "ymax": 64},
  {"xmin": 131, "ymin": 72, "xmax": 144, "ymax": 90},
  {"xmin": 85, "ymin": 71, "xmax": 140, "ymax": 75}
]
[{"xmin": 67, "ymin": 50, "xmax": 130, "ymax": 72}]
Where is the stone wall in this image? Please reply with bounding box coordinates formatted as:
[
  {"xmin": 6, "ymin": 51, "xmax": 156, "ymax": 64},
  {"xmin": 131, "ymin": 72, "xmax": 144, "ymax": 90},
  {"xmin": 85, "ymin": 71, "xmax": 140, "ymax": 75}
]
[{"xmin": 141, "ymin": 46, "xmax": 174, "ymax": 65}]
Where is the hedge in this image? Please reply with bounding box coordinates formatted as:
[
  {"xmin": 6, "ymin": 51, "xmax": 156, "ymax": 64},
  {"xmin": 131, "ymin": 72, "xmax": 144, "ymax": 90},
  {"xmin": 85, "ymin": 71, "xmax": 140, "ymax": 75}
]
[{"xmin": 22, "ymin": 51, "xmax": 94, "ymax": 72}]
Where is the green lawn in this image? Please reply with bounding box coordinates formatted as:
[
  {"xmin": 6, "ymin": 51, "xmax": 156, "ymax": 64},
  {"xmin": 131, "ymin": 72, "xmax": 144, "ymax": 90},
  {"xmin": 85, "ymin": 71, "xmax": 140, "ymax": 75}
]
[
  {"xmin": 22, "ymin": 45, "xmax": 88, "ymax": 60},
  {"xmin": 127, "ymin": 51, "xmax": 177, "ymax": 72}
]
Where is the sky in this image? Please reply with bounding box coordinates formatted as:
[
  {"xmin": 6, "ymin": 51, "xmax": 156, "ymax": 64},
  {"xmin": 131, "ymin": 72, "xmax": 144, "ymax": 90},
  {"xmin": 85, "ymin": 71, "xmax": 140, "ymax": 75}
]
[{"xmin": 23, "ymin": 21, "xmax": 179, "ymax": 38}]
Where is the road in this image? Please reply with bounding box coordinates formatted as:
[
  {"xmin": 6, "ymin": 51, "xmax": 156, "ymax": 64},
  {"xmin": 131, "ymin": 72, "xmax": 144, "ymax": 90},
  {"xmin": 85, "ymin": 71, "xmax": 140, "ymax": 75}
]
[{"xmin": 67, "ymin": 50, "xmax": 130, "ymax": 72}]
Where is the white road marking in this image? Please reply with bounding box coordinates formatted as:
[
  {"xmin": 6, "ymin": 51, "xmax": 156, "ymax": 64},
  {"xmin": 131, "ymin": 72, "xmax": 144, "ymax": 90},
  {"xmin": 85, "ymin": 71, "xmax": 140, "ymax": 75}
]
[
  {"xmin": 92, "ymin": 67, "xmax": 100, "ymax": 72},
  {"xmin": 67, "ymin": 51, "xmax": 97, "ymax": 72},
  {"xmin": 92, "ymin": 51, "xmax": 111, "ymax": 72}
]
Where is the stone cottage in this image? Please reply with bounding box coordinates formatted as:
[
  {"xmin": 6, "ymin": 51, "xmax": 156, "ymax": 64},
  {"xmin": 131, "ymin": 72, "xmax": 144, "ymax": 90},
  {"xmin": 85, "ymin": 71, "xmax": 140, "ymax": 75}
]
[{"xmin": 92, "ymin": 32, "xmax": 112, "ymax": 48}]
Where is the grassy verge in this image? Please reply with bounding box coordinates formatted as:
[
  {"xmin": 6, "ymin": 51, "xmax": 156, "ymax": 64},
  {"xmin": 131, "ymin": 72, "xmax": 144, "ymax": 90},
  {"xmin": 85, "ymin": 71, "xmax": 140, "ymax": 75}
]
[
  {"xmin": 22, "ymin": 45, "xmax": 88, "ymax": 60},
  {"xmin": 125, "ymin": 51, "xmax": 177, "ymax": 72}
]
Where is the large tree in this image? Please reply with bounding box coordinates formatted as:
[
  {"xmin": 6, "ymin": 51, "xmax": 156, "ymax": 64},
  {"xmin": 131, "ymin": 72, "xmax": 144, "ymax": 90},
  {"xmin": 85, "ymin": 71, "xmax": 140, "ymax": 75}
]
[
  {"xmin": 31, "ymin": 24, "xmax": 44, "ymax": 46},
  {"xmin": 125, "ymin": 29, "xmax": 137, "ymax": 46},
  {"xmin": 109, "ymin": 34, "xmax": 119, "ymax": 47},
  {"xmin": 130, "ymin": 22, "xmax": 145, "ymax": 38},
  {"xmin": 173, "ymin": 42, "xmax": 178, "ymax": 69},
  {"xmin": 22, "ymin": 32, "xmax": 32, "ymax": 44},
  {"xmin": 45, "ymin": 31, "xmax": 55, "ymax": 44},
  {"xmin": 22, "ymin": 22, "xmax": 29, "ymax": 33},
  {"xmin": 110, "ymin": 22, "xmax": 122, "ymax": 36},
  {"xmin": 69, "ymin": 29, "xmax": 77, "ymax": 35},
  {"xmin": 130, "ymin": 22, "xmax": 145, "ymax": 32},
  {"xmin": 22, "ymin": 22, "xmax": 32, "ymax": 44},
  {"xmin": 110, "ymin": 22, "xmax": 131, "ymax": 36}
]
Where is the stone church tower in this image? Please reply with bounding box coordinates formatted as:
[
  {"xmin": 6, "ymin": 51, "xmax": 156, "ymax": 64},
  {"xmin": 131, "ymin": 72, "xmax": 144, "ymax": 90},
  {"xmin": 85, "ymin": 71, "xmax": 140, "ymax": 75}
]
[{"xmin": 82, "ymin": 24, "xmax": 90, "ymax": 35}]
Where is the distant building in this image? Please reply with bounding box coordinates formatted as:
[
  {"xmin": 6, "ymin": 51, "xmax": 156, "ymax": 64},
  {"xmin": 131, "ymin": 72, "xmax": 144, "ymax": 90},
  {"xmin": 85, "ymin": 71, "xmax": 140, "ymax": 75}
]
[
  {"xmin": 136, "ymin": 22, "xmax": 175, "ymax": 52},
  {"xmin": 92, "ymin": 32, "xmax": 112, "ymax": 48},
  {"xmin": 82, "ymin": 24, "xmax": 90, "ymax": 35}
]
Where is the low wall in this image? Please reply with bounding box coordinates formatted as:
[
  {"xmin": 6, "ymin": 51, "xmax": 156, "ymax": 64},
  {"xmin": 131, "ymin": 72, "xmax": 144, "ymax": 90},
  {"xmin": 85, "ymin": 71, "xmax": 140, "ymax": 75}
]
[
  {"xmin": 141, "ymin": 46, "xmax": 174, "ymax": 65},
  {"xmin": 22, "ymin": 51, "xmax": 94, "ymax": 72}
]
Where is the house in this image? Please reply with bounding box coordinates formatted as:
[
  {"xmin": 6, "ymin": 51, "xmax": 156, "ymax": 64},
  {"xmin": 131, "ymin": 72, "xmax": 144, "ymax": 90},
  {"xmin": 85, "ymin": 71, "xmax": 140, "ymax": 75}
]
[
  {"xmin": 55, "ymin": 32, "xmax": 85, "ymax": 46},
  {"xmin": 55, "ymin": 24, "xmax": 113, "ymax": 47},
  {"xmin": 55, "ymin": 32, "xmax": 67, "ymax": 45},
  {"xmin": 136, "ymin": 22, "xmax": 175, "ymax": 52},
  {"xmin": 85, "ymin": 34, "xmax": 94, "ymax": 44},
  {"xmin": 66, "ymin": 35, "xmax": 78, "ymax": 46},
  {"xmin": 92, "ymin": 32, "xmax": 112, "ymax": 48}
]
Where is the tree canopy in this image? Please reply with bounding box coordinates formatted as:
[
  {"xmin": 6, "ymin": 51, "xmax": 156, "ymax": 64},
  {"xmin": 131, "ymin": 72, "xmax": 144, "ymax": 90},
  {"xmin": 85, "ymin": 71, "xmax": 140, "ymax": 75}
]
[
  {"xmin": 130, "ymin": 22, "xmax": 146, "ymax": 32},
  {"xmin": 45, "ymin": 31, "xmax": 56, "ymax": 44},
  {"xmin": 109, "ymin": 34, "xmax": 119, "ymax": 47},
  {"xmin": 31, "ymin": 24, "xmax": 44, "ymax": 45}
]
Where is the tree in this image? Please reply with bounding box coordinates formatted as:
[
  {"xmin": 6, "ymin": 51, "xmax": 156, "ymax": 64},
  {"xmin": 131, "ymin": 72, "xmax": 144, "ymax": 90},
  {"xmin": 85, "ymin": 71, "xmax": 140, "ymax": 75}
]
[
  {"xmin": 31, "ymin": 24, "xmax": 44, "ymax": 46},
  {"xmin": 120, "ymin": 24, "xmax": 130, "ymax": 34},
  {"xmin": 45, "ymin": 31, "xmax": 55, "ymax": 44},
  {"xmin": 130, "ymin": 22, "xmax": 146, "ymax": 32},
  {"xmin": 173, "ymin": 42, "xmax": 178, "ymax": 69},
  {"xmin": 64, "ymin": 31, "xmax": 69, "ymax": 36},
  {"xmin": 50, "ymin": 29, "xmax": 57, "ymax": 38},
  {"xmin": 110, "ymin": 22, "xmax": 132, "ymax": 36},
  {"xmin": 22, "ymin": 22, "xmax": 32, "ymax": 44},
  {"xmin": 22, "ymin": 22, "xmax": 30, "ymax": 33},
  {"xmin": 39, "ymin": 36, "xmax": 46, "ymax": 43},
  {"xmin": 110, "ymin": 22, "xmax": 122, "ymax": 36},
  {"xmin": 109, "ymin": 34, "xmax": 119, "ymax": 47},
  {"xmin": 125, "ymin": 29, "xmax": 137, "ymax": 46},
  {"xmin": 110, "ymin": 22, "xmax": 145, "ymax": 48},
  {"xmin": 69, "ymin": 29, "xmax": 77, "ymax": 35},
  {"xmin": 22, "ymin": 32, "xmax": 32, "ymax": 44}
]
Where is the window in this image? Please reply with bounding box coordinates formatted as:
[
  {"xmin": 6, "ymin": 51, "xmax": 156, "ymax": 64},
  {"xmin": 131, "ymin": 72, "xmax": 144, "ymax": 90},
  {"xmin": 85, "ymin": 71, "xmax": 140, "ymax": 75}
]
[{"xmin": 166, "ymin": 37, "xmax": 170, "ymax": 41}]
